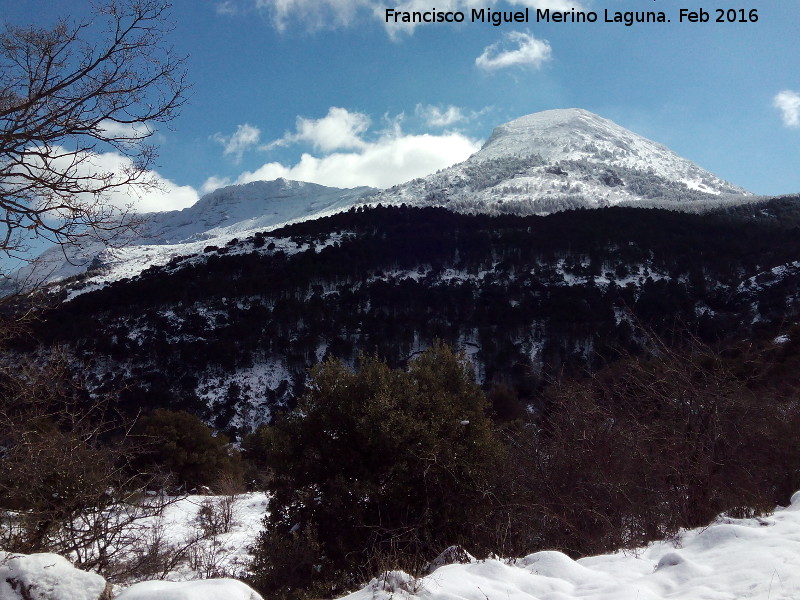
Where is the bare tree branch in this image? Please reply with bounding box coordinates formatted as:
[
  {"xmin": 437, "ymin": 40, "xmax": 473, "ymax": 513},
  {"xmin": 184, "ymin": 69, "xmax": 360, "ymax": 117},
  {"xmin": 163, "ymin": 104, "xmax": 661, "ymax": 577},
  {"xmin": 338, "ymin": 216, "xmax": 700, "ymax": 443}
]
[{"xmin": 0, "ymin": 0, "xmax": 188, "ymax": 259}]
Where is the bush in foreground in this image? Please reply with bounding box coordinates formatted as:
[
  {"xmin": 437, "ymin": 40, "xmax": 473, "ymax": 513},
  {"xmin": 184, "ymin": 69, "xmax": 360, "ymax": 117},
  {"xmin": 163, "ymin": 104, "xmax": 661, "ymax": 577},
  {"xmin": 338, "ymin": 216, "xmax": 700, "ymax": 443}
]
[{"xmin": 248, "ymin": 343, "xmax": 505, "ymax": 598}]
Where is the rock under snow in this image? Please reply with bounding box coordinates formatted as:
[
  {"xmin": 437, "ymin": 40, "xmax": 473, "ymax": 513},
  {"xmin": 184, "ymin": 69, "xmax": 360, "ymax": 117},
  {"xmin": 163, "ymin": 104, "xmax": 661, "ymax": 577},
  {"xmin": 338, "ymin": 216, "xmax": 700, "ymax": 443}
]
[
  {"xmin": 0, "ymin": 552, "xmax": 111, "ymax": 600},
  {"xmin": 427, "ymin": 545, "xmax": 476, "ymax": 572}
]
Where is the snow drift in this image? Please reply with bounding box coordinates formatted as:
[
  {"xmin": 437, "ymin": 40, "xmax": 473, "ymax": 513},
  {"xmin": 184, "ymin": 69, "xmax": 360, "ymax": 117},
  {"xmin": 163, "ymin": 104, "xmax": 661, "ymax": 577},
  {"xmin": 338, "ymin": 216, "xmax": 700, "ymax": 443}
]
[
  {"xmin": 344, "ymin": 490, "xmax": 800, "ymax": 600},
  {"xmin": 3, "ymin": 491, "xmax": 800, "ymax": 599}
]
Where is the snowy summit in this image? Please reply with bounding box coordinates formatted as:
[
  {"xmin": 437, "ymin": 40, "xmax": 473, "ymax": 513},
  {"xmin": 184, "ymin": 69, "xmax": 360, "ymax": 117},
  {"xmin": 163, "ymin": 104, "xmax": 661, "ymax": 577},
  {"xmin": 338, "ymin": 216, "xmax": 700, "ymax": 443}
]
[{"xmin": 374, "ymin": 108, "xmax": 751, "ymax": 213}]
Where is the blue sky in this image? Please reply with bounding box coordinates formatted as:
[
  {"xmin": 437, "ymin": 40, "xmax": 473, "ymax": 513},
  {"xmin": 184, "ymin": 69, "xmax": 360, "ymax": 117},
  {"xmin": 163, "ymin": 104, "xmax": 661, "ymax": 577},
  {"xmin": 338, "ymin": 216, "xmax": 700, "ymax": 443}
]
[{"xmin": 5, "ymin": 0, "xmax": 800, "ymax": 213}]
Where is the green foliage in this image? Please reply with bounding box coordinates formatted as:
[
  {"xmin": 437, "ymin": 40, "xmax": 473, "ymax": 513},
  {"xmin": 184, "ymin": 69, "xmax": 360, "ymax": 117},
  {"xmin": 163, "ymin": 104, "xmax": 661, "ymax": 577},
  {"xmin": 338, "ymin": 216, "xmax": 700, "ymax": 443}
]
[
  {"xmin": 248, "ymin": 343, "xmax": 504, "ymax": 597},
  {"xmin": 133, "ymin": 409, "xmax": 244, "ymax": 490}
]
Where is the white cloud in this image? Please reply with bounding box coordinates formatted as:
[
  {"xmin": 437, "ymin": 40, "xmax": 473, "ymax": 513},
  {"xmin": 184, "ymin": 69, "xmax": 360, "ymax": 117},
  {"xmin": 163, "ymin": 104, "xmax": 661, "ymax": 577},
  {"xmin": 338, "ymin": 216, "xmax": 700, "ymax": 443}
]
[
  {"xmin": 212, "ymin": 124, "xmax": 262, "ymax": 162},
  {"xmin": 255, "ymin": 0, "xmax": 371, "ymax": 31},
  {"xmin": 216, "ymin": 1, "xmax": 238, "ymax": 15},
  {"xmin": 774, "ymin": 90, "xmax": 800, "ymax": 128},
  {"xmin": 18, "ymin": 147, "xmax": 199, "ymax": 214},
  {"xmin": 475, "ymin": 31, "xmax": 552, "ymax": 71},
  {"xmin": 130, "ymin": 174, "xmax": 199, "ymax": 213},
  {"xmin": 415, "ymin": 104, "xmax": 467, "ymax": 128},
  {"xmin": 247, "ymin": 0, "xmax": 581, "ymax": 35},
  {"xmin": 79, "ymin": 151, "xmax": 200, "ymax": 213},
  {"xmin": 202, "ymin": 107, "xmax": 480, "ymax": 193},
  {"xmin": 228, "ymin": 117, "xmax": 479, "ymax": 189},
  {"xmin": 97, "ymin": 120, "xmax": 153, "ymax": 141},
  {"xmin": 267, "ymin": 107, "xmax": 371, "ymax": 152},
  {"xmin": 201, "ymin": 176, "xmax": 232, "ymax": 195}
]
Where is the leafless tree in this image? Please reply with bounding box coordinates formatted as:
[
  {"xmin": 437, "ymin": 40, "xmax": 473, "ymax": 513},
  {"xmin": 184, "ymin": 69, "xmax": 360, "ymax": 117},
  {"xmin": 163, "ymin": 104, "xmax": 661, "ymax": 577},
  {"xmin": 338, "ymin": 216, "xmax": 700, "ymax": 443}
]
[
  {"xmin": 0, "ymin": 344, "xmax": 192, "ymax": 582},
  {"xmin": 0, "ymin": 0, "xmax": 188, "ymax": 259}
]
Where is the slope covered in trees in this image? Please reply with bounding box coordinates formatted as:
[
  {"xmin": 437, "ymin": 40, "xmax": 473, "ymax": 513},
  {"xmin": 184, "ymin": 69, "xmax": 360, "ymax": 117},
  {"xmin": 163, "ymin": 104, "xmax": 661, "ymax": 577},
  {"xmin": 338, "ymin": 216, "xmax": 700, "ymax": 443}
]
[{"xmin": 14, "ymin": 197, "xmax": 800, "ymax": 432}]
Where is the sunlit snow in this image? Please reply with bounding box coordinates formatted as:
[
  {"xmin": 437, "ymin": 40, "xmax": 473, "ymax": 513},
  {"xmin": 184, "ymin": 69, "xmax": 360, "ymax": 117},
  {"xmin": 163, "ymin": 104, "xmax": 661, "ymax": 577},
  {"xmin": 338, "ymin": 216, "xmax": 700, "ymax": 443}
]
[
  {"xmin": 344, "ymin": 490, "xmax": 800, "ymax": 600},
  {"xmin": 4, "ymin": 491, "xmax": 800, "ymax": 600}
]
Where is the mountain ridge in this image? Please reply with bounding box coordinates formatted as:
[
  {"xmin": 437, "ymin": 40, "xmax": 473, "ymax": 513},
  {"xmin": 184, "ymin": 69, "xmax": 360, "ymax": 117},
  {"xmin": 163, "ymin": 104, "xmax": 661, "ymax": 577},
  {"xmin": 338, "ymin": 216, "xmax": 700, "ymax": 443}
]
[
  {"xmin": 11, "ymin": 108, "xmax": 755, "ymax": 291},
  {"xmin": 27, "ymin": 199, "xmax": 800, "ymax": 432},
  {"xmin": 8, "ymin": 179, "xmax": 376, "ymax": 290}
]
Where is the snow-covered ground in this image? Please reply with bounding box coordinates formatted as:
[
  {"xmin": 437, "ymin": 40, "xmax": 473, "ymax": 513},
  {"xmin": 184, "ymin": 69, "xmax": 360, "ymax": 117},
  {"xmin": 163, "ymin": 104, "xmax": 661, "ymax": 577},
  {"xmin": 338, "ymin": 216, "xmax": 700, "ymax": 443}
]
[
  {"xmin": 0, "ymin": 552, "xmax": 110, "ymax": 600},
  {"xmin": 1, "ymin": 493, "xmax": 268, "ymax": 599},
  {"xmin": 134, "ymin": 492, "xmax": 268, "ymax": 582},
  {"xmin": 346, "ymin": 491, "xmax": 800, "ymax": 600},
  {"xmin": 3, "ymin": 490, "xmax": 800, "ymax": 599},
  {"xmin": 117, "ymin": 578, "xmax": 263, "ymax": 600}
]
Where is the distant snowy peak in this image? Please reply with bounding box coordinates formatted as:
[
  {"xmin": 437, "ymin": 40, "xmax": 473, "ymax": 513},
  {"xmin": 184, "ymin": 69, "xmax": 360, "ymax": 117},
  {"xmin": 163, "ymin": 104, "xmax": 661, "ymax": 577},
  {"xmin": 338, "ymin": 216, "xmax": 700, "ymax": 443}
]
[
  {"xmin": 372, "ymin": 108, "xmax": 750, "ymax": 213},
  {"xmin": 478, "ymin": 108, "xmax": 745, "ymax": 194},
  {"xmin": 480, "ymin": 108, "xmax": 656, "ymax": 160},
  {"xmin": 11, "ymin": 179, "xmax": 376, "ymax": 291},
  {"xmin": 13, "ymin": 109, "xmax": 753, "ymax": 294},
  {"xmin": 142, "ymin": 178, "xmax": 375, "ymax": 244}
]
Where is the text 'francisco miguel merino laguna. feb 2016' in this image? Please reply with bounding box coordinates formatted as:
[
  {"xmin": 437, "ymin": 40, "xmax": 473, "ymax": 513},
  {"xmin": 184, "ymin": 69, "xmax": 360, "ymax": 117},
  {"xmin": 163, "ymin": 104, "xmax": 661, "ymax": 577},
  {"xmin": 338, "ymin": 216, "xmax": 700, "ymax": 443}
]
[{"xmin": 384, "ymin": 7, "xmax": 760, "ymax": 27}]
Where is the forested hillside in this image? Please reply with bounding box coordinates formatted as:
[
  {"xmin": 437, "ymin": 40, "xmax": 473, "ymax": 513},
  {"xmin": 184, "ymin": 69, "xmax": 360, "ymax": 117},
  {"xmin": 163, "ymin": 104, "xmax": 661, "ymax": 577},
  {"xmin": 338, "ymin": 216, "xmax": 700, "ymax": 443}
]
[{"xmin": 14, "ymin": 196, "xmax": 800, "ymax": 435}]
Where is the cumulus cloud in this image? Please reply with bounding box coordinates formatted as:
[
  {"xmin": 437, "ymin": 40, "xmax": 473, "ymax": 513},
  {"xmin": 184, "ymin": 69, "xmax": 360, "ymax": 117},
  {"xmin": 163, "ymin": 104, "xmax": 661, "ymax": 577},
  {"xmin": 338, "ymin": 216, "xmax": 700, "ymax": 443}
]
[
  {"xmin": 79, "ymin": 151, "xmax": 199, "ymax": 213},
  {"xmin": 237, "ymin": 131, "xmax": 478, "ymax": 189},
  {"xmin": 212, "ymin": 124, "xmax": 262, "ymax": 162},
  {"xmin": 266, "ymin": 107, "xmax": 371, "ymax": 152},
  {"xmin": 475, "ymin": 31, "xmax": 552, "ymax": 71},
  {"xmin": 130, "ymin": 174, "xmax": 199, "ymax": 213},
  {"xmin": 201, "ymin": 176, "xmax": 232, "ymax": 195},
  {"xmin": 415, "ymin": 104, "xmax": 467, "ymax": 128},
  {"xmin": 27, "ymin": 148, "xmax": 199, "ymax": 214},
  {"xmin": 774, "ymin": 90, "xmax": 800, "ymax": 128},
  {"xmin": 97, "ymin": 120, "xmax": 153, "ymax": 141},
  {"xmin": 204, "ymin": 107, "xmax": 480, "ymax": 191}
]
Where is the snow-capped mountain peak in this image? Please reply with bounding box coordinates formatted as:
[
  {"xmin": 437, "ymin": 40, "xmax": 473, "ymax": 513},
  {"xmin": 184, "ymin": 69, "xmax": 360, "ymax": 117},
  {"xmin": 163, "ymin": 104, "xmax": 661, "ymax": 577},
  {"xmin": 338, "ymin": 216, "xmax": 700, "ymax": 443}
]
[
  {"xmin": 372, "ymin": 108, "xmax": 750, "ymax": 212},
  {"xmin": 480, "ymin": 108, "xmax": 621, "ymax": 157},
  {"xmin": 479, "ymin": 108, "xmax": 742, "ymax": 193}
]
